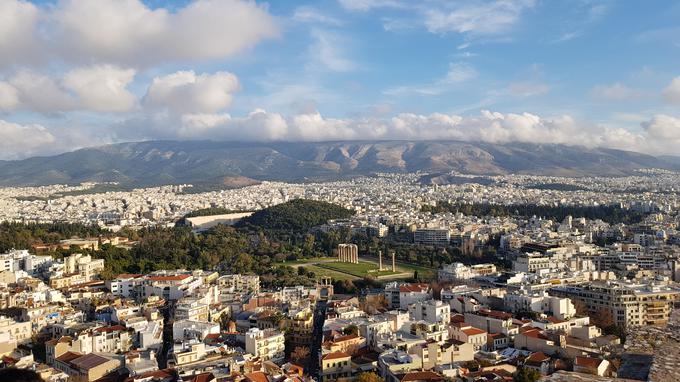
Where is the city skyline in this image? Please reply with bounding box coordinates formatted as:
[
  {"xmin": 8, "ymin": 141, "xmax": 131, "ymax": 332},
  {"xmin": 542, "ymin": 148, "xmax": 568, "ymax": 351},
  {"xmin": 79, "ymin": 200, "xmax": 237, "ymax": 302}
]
[{"xmin": 0, "ymin": 0, "xmax": 679, "ymax": 160}]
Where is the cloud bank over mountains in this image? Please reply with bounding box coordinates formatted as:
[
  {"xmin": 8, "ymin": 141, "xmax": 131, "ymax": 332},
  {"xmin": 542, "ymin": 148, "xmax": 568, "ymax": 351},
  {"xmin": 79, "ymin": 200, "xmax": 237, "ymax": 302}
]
[{"xmin": 0, "ymin": 0, "xmax": 678, "ymax": 160}]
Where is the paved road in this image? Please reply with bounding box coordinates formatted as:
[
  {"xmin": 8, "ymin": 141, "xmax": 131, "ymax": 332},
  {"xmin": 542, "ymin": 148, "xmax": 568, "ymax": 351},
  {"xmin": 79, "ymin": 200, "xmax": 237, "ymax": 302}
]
[{"xmin": 308, "ymin": 299, "xmax": 327, "ymax": 380}]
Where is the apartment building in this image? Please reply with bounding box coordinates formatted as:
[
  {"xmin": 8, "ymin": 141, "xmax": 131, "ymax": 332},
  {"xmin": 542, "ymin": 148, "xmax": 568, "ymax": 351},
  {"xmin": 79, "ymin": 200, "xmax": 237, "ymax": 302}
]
[
  {"xmin": 408, "ymin": 299, "xmax": 451, "ymax": 324},
  {"xmin": 244, "ymin": 328, "xmax": 285, "ymax": 363},
  {"xmin": 384, "ymin": 283, "xmax": 432, "ymax": 310},
  {"xmin": 413, "ymin": 228, "xmax": 450, "ymax": 246},
  {"xmin": 175, "ymin": 301, "xmax": 210, "ymax": 322},
  {"xmin": 550, "ymin": 281, "xmax": 680, "ymax": 327},
  {"xmin": 320, "ymin": 352, "xmax": 353, "ymax": 382}
]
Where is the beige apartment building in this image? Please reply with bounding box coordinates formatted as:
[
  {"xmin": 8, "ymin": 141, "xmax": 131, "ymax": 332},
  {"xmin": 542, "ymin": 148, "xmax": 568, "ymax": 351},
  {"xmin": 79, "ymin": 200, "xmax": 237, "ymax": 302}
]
[{"xmin": 551, "ymin": 281, "xmax": 679, "ymax": 327}]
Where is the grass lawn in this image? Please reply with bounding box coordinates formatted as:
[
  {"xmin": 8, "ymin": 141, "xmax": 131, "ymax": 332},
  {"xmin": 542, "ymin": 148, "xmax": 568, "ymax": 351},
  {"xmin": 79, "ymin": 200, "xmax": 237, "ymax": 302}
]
[
  {"xmin": 278, "ymin": 257, "xmax": 335, "ymax": 266},
  {"xmin": 317, "ymin": 260, "xmax": 400, "ymax": 278},
  {"xmin": 303, "ymin": 264, "xmax": 356, "ymax": 280}
]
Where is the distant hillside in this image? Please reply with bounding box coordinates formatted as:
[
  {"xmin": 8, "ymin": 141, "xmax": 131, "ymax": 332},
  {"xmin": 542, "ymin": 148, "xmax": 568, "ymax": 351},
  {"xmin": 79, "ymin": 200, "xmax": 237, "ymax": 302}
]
[
  {"xmin": 236, "ymin": 199, "xmax": 354, "ymax": 231},
  {"xmin": 0, "ymin": 140, "xmax": 677, "ymax": 187}
]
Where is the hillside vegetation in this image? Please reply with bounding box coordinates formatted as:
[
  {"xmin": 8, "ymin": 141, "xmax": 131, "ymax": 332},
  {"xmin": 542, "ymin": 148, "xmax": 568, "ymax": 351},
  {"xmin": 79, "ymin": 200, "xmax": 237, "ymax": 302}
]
[{"xmin": 237, "ymin": 199, "xmax": 354, "ymax": 231}]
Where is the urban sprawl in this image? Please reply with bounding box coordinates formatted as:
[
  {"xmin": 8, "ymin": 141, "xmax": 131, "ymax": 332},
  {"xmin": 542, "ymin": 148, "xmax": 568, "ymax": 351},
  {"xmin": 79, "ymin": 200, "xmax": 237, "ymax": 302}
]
[{"xmin": 1, "ymin": 171, "xmax": 680, "ymax": 382}]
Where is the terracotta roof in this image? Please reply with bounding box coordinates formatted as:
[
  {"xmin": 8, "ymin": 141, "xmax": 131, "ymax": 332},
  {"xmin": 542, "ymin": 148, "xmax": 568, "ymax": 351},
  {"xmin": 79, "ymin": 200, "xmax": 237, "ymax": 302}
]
[
  {"xmin": 146, "ymin": 274, "xmax": 191, "ymax": 282},
  {"xmin": 574, "ymin": 356, "xmax": 604, "ymax": 369},
  {"xmin": 56, "ymin": 351, "xmax": 82, "ymax": 363},
  {"xmin": 322, "ymin": 351, "xmax": 350, "ymax": 361},
  {"xmin": 526, "ymin": 352, "xmax": 550, "ymax": 363},
  {"xmin": 70, "ymin": 353, "xmax": 111, "ymax": 370},
  {"xmin": 520, "ymin": 328, "xmax": 548, "ymax": 340},
  {"xmin": 182, "ymin": 372, "xmax": 215, "ymax": 382},
  {"xmin": 95, "ymin": 325, "xmax": 127, "ymax": 333},
  {"xmin": 546, "ymin": 316, "xmax": 566, "ymax": 324},
  {"xmin": 461, "ymin": 327, "xmax": 487, "ymax": 336},
  {"xmin": 398, "ymin": 371, "xmax": 446, "ymax": 381},
  {"xmin": 477, "ymin": 309, "xmax": 513, "ymax": 320},
  {"xmin": 244, "ymin": 371, "xmax": 269, "ymax": 382},
  {"xmin": 333, "ymin": 333, "xmax": 358, "ymax": 342},
  {"xmin": 399, "ymin": 283, "xmax": 430, "ymax": 293}
]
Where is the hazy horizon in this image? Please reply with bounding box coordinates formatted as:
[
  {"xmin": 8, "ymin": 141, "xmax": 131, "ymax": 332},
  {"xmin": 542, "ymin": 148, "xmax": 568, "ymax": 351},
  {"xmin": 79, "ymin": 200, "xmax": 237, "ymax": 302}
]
[{"xmin": 0, "ymin": 0, "xmax": 679, "ymax": 159}]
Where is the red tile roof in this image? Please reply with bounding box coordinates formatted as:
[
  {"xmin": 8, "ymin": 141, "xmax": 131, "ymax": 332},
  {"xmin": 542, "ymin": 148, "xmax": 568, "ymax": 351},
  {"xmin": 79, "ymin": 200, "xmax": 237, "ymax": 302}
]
[
  {"xmin": 95, "ymin": 325, "xmax": 127, "ymax": 333},
  {"xmin": 461, "ymin": 327, "xmax": 487, "ymax": 336},
  {"xmin": 322, "ymin": 351, "xmax": 350, "ymax": 361},
  {"xmin": 398, "ymin": 371, "xmax": 446, "ymax": 381},
  {"xmin": 399, "ymin": 283, "xmax": 430, "ymax": 293},
  {"xmin": 244, "ymin": 371, "xmax": 269, "ymax": 382},
  {"xmin": 574, "ymin": 356, "xmax": 604, "ymax": 369},
  {"xmin": 56, "ymin": 351, "xmax": 82, "ymax": 363},
  {"xmin": 526, "ymin": 352, "xmax": 550, "ymax": 363},
  {"xmin": 146, "ymin": 274, "xmax": 191, "ymax": 282}
]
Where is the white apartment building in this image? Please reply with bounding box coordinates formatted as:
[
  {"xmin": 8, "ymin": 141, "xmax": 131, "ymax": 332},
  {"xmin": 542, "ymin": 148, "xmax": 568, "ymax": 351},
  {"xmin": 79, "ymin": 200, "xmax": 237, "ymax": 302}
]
[
  {"xmin": 175, "ymin": 301, "xmax": 209, "ymax": 322},
  {"xmin": 0, "ymin": 315, "xmax": 32, "ymax": 343},
  {"xmin": 63, "ymin": 254, "xmax": 105, "ymax": 281},
  {"xmin": 245, "ymin": 328, "xmax": 285, "ymax": 363},
  {"xmin": 408, "ymin": 299, "xmax": 450, "ymax": 324},
  {"xmin": 173, "ymin": 320, "xmax": 219, "ymax": 342},
  {"xmin": 504, "ymin": 291, "xmax": 576, "ymax": 320},
  {"xmin": 384, "ymin": 283, "xmax": 432, "ymax": 310},
  {"xmin": 438, "ymin": 263, "xmax": 497, "ymax": 281},
  {"xmin": 107, "ymin": 274, "xmax": 144, "ymax": 299}
]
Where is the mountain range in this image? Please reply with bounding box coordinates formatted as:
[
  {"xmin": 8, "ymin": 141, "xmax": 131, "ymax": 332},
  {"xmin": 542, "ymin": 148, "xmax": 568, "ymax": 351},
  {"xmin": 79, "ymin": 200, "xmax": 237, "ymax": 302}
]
[{"xmin": 0, "ymin": 140, "xmax": 677, "ymax": 187}]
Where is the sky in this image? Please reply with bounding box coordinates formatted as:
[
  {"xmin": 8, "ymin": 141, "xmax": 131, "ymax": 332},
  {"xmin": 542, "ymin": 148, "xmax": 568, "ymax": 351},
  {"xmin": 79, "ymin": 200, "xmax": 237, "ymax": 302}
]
[{"xmin": 0, "ymin": 0, "xmax": 679, "ymax": 159}]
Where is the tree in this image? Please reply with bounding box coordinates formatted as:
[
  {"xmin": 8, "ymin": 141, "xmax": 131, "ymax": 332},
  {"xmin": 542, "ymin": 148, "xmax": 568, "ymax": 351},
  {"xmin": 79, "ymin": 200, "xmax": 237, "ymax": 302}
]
[
  {"xmin": 355, "ymin": 372, "xmax": 383, "ymax": 382},
  {"xmin": 572, "ymin": 298, "xmax": 589, "ymax": 317},
  {"xmin": 591, "ymin": 307, "xmax": 615, "ymax": 329},
  {"xmin": 343, "ymin": 324, "xmax": 359, "ymax": 336},
  {"xmin": 514, "ymin": 367, "xmax": 542, "ymax": 382},
  {"xmin": 291, "ymin": 346, "xmax": 310, "ymax": 362}
]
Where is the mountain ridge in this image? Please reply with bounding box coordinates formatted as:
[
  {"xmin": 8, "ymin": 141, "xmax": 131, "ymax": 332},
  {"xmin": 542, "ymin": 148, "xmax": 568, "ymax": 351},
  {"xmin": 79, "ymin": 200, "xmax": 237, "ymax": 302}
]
[{"xmin": 0, "ymin": 140, "xmax": 677, "ymax": 187}]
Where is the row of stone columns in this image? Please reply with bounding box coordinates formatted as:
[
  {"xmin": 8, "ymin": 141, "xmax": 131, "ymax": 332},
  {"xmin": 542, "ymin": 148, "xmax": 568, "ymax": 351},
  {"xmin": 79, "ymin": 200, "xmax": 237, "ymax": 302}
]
[{"xmin": 338, "ymin": 243, "xmax": 359, "ymax": 263}]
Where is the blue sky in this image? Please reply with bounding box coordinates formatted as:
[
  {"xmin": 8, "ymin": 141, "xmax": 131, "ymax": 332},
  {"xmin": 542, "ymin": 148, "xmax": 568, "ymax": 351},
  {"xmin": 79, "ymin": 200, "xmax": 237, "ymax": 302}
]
[{"xmin": 0, "ymin": 0, "xmax": 679, "ymax": 158}]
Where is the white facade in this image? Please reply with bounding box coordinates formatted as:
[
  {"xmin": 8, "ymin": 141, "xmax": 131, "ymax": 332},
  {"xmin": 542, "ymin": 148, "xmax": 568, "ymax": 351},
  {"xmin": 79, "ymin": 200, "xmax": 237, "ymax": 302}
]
[
  {"xmin": 245, "ymin": 328, "xmax": 285, "ymax": 363},
  {"xmin": 408, "ymin": 299, "xmax": 450, "ymax": 324}
]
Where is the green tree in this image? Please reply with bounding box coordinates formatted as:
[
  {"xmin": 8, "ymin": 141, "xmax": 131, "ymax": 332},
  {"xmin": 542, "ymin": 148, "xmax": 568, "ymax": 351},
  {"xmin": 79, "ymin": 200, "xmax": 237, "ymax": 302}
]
[
  {"xmin": 514, "ymin": 367, "xmax": 542, "ymax": 382},
  {"xmin": 343, "ymin": 324, "xmax": 359, "ymax": 336}
]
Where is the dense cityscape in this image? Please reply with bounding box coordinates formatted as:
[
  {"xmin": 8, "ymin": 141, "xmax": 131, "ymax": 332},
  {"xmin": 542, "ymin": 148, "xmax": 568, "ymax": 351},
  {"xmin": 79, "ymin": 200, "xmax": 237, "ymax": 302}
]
[
  {"xmin": 1, "ymin": 1, "xmax": 679, "ymax": 382},
  {"xmin": 0, "ymin": 170, "xmax": 678, "ymax": 382}
]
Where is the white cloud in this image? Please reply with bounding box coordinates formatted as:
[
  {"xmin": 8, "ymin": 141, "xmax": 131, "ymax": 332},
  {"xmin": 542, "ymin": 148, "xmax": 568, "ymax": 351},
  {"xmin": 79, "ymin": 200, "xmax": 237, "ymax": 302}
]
[
  {"xmin": 338, "ymin": 0, "xmax": 404, "ymax": 11},
  {"xmin": 591, "ymin": 83, "xmax": 643, "ymax": 101},
  {"xmin": 384, "ymin": 62, "xmax": 477, "ymax": 96},
  {"xmin": 0, "ymin": 120, "xmax": 55, "ymax": 159},
  {"xmin": 293, "ymin": 6, "xmax": 342, "ymax": 25},
  {"xmin": 6, "ymin": 71, "xmax": 75, "ymax": 113},
  {"xmin": 145, "ymin": 71, "xmax": 240, "ymax": 114},
  {"xmin": 508, "ymin": 82, "xmax": 549, "ymax": 97},
  {"xmin": 339, "ymin": 0, "xmax": 535, "ymax": 38},
  {"xmin": 0, "ymin": 82, "xmax": 20, "ymax": 110},
  {"xmin": 62, "ymin": 66, "xmax": 137, "ymax": 112},
  {"xmin": 662, "ymin": 77, "xmax": 680, "ymax": 104},
  {"xmin": 179, "ymin": 110, "xmax": 288, "ymax": 141},
  {"xmin": 309, "ymin": 30, "xmax": 357, "ymax": 72},
  {"xmin": 2, "ymin": 0, "xmax": 278, "ymax": 67},
  {"xmin": 0, "ymin": 66, "xmax": 137, "ymax": 113},
  {"xmin": 140, "ymin": 109, "xmax": 642, "ymax": 153},
  {"xmin": 642, "ymin": 115, "xmax": 680, "ymax": 141},
  {"xmin": 0, "ymin": 0, "xmax": 40, "ymax": 67},
  {"xmin": 424, "ymin": 0, "xmax": 535, "ymax": 36}
]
